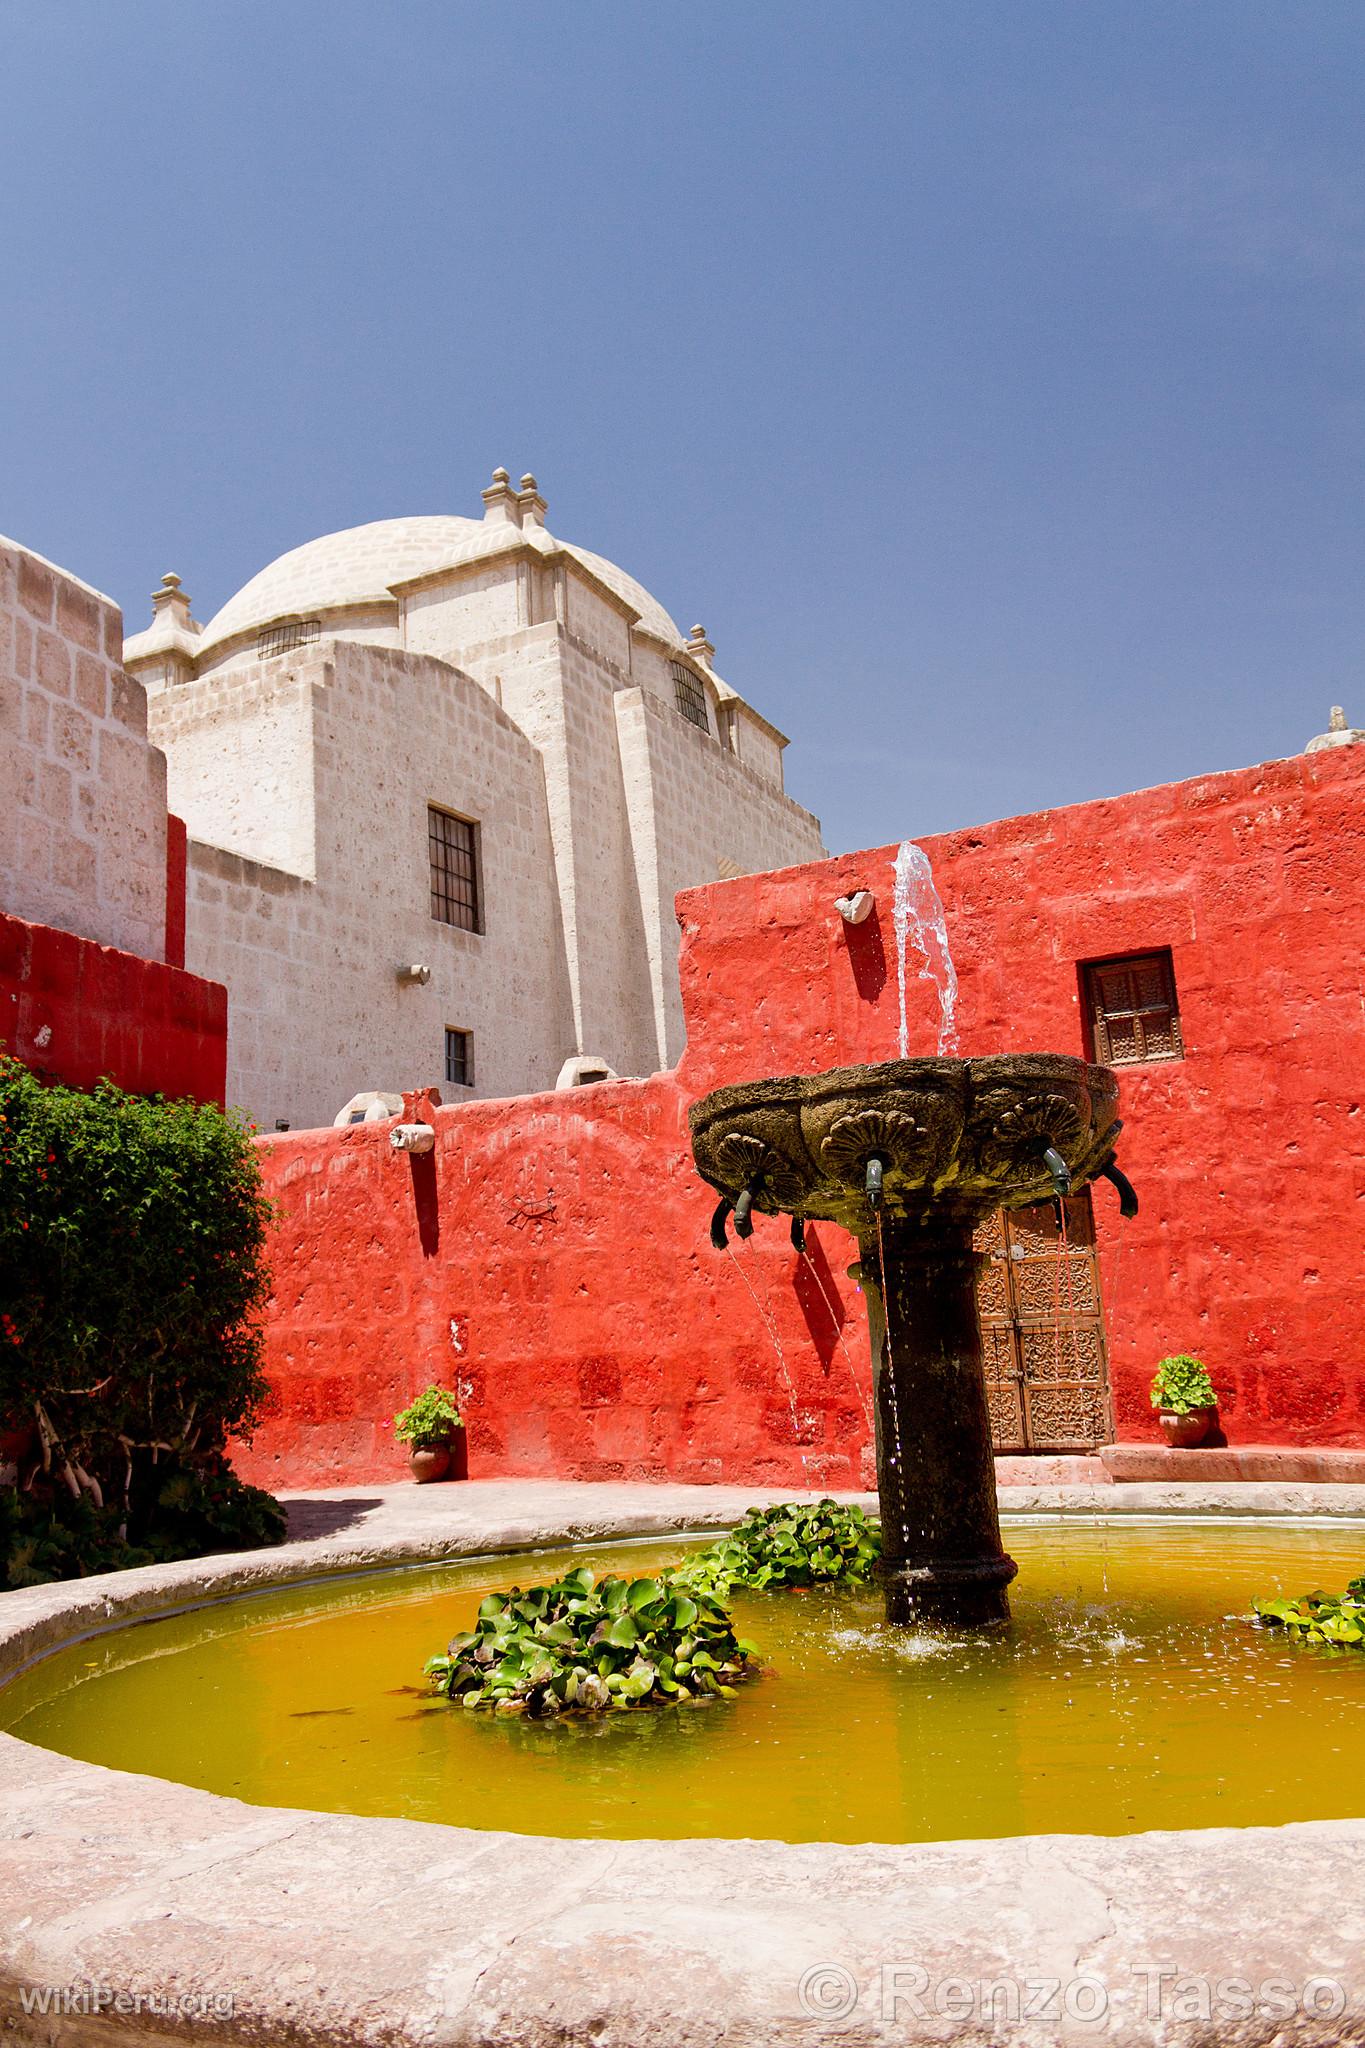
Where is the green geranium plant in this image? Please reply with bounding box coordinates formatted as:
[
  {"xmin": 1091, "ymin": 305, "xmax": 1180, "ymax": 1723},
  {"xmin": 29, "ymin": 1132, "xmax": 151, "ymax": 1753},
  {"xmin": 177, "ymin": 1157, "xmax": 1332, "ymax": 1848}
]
[
  {"xmin": 394, "ymin": 1385, "xmax": 464, "ymax": 1450},
  {"xmin": 1149, "ymin": 1354, "xmax": 1218, "ymax": 1414}
]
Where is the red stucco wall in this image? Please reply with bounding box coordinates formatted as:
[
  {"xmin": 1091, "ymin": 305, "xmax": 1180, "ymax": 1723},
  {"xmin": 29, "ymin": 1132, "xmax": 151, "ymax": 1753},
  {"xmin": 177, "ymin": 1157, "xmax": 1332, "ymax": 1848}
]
[
  {"xmin": 0, "ymin": 910, "xmax": 227, "ymax": 1105},
  {"xmin": 164, "ymin": 813, "xmax": 188, "ymax": 972},
  {"xmin": 240, "ymin": 743, "xmax": 1365, "ymax": 1490}
]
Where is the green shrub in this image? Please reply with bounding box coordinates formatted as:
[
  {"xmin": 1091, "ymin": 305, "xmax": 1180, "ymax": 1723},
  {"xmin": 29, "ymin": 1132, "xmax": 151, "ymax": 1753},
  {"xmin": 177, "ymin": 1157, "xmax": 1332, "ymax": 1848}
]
[
  {"xmin": 1250, "ymin": 1574, "xmax": 1365, "ymax": 1649},
  {"xmin": 1149, "ymin": 1353, "xmax": 1218, "ymax": 1414},
  {"xmin": 0, "ymin": 1058, "xmax": 282, "ymax": 1581},
  {"xmin": 1, "ymin": 1459, "xmax": 285, "ymax": 1588},
  {"xmin": 425, "ymin": 1565, "xmax": 758, "ymax": 1717},
  {"xmin": 394, "ymin": 1385, "xmax": 463, "ymax": 1448},
  {"xmin": 671, "ymin": 1498, "xmax": 882, "ymax": 1598}
]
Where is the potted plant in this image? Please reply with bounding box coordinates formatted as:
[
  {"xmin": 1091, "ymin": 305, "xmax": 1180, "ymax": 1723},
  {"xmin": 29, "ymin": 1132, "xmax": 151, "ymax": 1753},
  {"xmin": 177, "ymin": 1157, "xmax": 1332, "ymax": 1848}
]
[
  {"xmin": 394, "ymin": 1385, "xmax": 466, "ymax": 1483},
  {"xmin": 1150, "ymin": 1354, "xmax": 1219, "ymax": 1448}
]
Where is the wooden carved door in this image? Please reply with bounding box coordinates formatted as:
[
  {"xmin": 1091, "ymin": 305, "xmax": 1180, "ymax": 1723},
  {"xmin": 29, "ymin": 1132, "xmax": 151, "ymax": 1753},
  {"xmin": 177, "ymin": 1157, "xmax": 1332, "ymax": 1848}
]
[{"xmin": 973, "ymin": 1192, "xmax": 1113, "ymax": 1452}]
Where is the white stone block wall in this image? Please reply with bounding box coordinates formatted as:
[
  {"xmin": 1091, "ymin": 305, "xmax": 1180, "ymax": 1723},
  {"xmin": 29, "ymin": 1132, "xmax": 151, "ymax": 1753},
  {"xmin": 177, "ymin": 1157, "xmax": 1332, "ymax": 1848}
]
[
  {"xmin": 614, "ymin": 685, "xmax": 825, "ymax": 1063},
  {"xmin": 184, "ymin": 842, "xmax": 313, "ymax": 1121},
  {"xmin": 175, "ymin": 640, "xmax": 570, "ymax": 1132},
  {"xmin": 564, "ymin": 573, "xmax": 633, "ymax": 674},
  {"xmin": 0, "ymin": 537, "xmax": 168, "ymax": 960},
  {"xmin": 150, "ymin": 659, "xmax": 319, "ymax": 878},
  {"xmin": 401, "ymin": 565, "xmax": 522, "ymax": 657}
]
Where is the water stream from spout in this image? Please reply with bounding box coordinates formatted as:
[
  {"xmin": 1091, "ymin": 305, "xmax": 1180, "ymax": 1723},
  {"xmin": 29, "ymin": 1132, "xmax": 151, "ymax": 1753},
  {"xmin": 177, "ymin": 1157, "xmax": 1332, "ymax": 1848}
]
[
  {"xmin": 723, "ymin": 1241, "xmax": 808, "ymax": 1481},
  {"xmin": 891, "ymin": 842, "xmax": 960, "ymax": 1057},
  {"xmin": 874, "ymin": 1212, "xmax": 909, "ymax": 1504},
  {"xmin": 798, "ymin": 1245, "xmax": 875, "ymax": 1443}
]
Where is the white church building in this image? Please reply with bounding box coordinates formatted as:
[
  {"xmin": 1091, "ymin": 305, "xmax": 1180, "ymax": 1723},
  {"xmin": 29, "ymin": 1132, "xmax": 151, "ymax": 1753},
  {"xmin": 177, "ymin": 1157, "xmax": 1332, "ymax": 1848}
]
[{"xmin": 124, "ymin": 470, "xmax": 825, "ymax": 1131}]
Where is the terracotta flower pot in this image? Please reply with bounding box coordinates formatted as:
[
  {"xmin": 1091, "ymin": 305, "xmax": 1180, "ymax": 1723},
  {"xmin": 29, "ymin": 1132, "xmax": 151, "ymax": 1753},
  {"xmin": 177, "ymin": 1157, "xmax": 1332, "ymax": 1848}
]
[
  {"xmin": 1159, "ymin": 1407, "xmax": 1217, "ymax": 1449},
  {"xmin": 409, "ymin": 1444, "xmax": 451, "ymax": 1484}
]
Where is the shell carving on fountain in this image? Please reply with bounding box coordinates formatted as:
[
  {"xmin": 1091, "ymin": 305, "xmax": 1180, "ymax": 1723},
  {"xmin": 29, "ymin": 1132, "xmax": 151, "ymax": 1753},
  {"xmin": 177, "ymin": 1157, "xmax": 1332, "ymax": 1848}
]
[{"xmin": 690, "ymin": 1054, "xmax": 1121, "ymax": 1233}]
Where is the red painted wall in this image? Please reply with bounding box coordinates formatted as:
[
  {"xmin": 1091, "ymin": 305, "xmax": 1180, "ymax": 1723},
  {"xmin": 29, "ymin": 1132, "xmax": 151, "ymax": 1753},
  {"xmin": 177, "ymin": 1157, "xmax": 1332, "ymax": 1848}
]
[
  {"xmin": 164, "ymin": 813, "xmax": 188, "ymax": 972},
  {"xmin": 0, "ymin": 910, "xmax": 227, "ymax": 1105},
  {"xmin": 240, "ymin": 743, "xmax": 1365, "ymax": 1490}
]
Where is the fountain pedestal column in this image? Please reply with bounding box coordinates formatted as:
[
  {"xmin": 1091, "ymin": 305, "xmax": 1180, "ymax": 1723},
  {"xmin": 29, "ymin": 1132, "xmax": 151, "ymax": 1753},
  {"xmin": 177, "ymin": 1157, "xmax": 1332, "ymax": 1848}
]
[
  {"xmin": 690, "ymin": 1052, "xmax": 1125, "ymax": 1630},
  {"xmin": 859, "ymin": 1217, "xmax": 1016, "ymax": 1627}
]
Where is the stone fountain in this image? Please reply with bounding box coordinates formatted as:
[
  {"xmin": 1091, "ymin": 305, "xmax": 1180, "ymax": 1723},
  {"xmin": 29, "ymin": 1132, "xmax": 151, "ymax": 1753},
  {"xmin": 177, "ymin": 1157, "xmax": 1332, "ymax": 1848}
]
[{"xmin": 690, "ymin": 1053, "xmax": 1134, "ymax": 1626}]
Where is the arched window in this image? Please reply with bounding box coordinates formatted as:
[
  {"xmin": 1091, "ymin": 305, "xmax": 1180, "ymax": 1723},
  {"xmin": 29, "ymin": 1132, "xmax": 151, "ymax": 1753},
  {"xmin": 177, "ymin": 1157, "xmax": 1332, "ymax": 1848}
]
[{"xmin": 670, "ymin": 662, "xmax": 711, "ymax": 734}]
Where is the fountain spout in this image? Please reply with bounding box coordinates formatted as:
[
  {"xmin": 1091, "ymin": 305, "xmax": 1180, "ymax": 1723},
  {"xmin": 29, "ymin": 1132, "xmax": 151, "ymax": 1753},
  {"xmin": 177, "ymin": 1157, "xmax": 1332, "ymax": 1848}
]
[
  {"xmin": 865, "ymin": 1155, "xmax": 885, "ymax": 1209},
  {"xmin": 1098, "ymin": 1158, "xmax": 1139, "ymax": 1218},
  {"xmin": 1041, "ymin": 1145, "xmax": 1072, "ymax": 1201},
  {"xmin": 733, "ymin": 1186, "xmax": 756, "ymax": 1239}
]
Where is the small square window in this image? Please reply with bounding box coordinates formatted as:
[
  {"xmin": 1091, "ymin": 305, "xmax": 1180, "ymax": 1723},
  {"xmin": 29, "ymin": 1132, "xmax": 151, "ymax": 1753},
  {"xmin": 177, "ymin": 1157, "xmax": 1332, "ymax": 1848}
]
[
  {"xmin": 1083, "ymin": 950, "xmax": 1184, "ymax": 1066},
  {"xmin": 429, "ymin": 806, "xmax": 480, "ymax": 931},
  {"xmin": 445, "ymin": 1028, "xmax": 473, "ymax": 1088}
]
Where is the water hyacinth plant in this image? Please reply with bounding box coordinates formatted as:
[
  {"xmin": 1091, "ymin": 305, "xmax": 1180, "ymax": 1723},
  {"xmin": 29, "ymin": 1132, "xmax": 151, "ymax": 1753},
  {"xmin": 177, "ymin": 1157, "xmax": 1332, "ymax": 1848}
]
[
  {"xmin": 425, "ymin": 1565, "xmax": 759, "ymax": 1718},
  {"xmin": 671, "ymin": 1498, "xmax": 882, "ymax": 1598},
  {"xmin": 1250, "ymin": 1573, "xmax": 1365, "ymax": 1648}
]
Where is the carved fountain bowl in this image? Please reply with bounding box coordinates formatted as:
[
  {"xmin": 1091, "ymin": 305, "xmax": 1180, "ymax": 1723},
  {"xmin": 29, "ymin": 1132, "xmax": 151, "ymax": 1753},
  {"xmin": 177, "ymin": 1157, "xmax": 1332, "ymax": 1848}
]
[{"xmin": 689, "ymin": 1054, "xmax": 1121, "ymax": 1233}]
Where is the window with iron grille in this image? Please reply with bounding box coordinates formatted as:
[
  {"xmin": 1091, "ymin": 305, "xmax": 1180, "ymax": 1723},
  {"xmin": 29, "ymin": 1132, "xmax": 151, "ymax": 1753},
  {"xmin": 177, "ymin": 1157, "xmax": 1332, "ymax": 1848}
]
[
  {"xmin": 257, "ymin": 618, "xmax": 321, "ymax": 659},
  {"xmin": 428, "ymin": 806, "xmax": 480, "ymax": 931},
  {"xmin": 1083, "ymin": 950, "xmax": 1184, "ymax": 1066},
  {"xmin": 445, "ymin": 1028, "xmax": 473, "ymax": 1088},
  {"xmin": 670, "ymin": 662, "xmax": 711, "ymax": 734}
]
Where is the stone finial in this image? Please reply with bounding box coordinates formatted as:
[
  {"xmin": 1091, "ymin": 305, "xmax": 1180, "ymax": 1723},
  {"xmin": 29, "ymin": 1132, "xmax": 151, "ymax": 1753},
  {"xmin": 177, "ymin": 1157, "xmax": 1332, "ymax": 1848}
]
[
  {"xmin": 686, "ymin": 623, "xmax": 716, "ymax": 665},
  {"xmin": 150, "ymin": 571, "xmax": 194, "ymax": 624},
  {"xmin": 481, "ymin": 467, "xmax": 522, "ymax": 527},
  {"xmin": 517, "ymin": 472, "xmax": 547, "ymax": 530},
  {"xmin": 1305, "ymin": 704, "xmax": 1365, "ymax": 753}
]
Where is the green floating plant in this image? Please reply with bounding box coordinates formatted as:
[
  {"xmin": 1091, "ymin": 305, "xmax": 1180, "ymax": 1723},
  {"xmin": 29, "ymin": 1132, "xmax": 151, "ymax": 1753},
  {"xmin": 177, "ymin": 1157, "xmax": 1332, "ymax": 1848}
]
[
  {"xmin": 425, "ymin": 1565, "xmax": 759, "ymax": 1718},
  {"xmin": 1250, "ymin": 1573, "xmax": 1365, "ymax": 1648},
  {"xmin": 671, "ymin": 1498, "xmax": 882, "ymax": 1599},
  {"xmin": 425, "ymin": 1501, "xmax": 882, "ymax": 1719}
]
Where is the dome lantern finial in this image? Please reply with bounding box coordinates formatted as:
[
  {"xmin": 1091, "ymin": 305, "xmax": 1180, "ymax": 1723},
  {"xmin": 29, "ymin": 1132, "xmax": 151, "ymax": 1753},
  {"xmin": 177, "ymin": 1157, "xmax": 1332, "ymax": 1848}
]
[
  {"xmin": 517, "ymin": 471, "xmax": 547, "ymax": 531},
  {"xmin": 482, "ymin": 466, "xmax": 522, "ymax": 529},
  {"xmin": 150, "ymin": 571, "xmax": 194, "ymax": 624}
]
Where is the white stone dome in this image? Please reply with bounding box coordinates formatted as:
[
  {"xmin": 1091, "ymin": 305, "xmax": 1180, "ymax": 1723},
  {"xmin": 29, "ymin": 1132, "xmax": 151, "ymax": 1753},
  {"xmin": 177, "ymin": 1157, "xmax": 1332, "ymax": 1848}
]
[{"xmin": 195, "ymin": 509, "xmax": 688, "ymax": 660}]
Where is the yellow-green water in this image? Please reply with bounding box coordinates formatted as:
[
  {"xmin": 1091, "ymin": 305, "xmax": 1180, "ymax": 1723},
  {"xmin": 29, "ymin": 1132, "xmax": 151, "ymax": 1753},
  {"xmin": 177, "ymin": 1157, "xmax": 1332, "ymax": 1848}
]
[{"xmin": 5, "ymin": 1519, "xmax": 1365, "ymax": 1843}]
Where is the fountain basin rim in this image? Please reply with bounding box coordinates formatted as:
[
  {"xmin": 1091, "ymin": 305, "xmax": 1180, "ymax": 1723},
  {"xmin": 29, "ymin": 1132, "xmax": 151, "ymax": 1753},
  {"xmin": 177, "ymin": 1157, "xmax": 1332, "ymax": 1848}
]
[{"xmin": 2, "ymin": 1478, "xmax": 1363, "ymax": 2048}]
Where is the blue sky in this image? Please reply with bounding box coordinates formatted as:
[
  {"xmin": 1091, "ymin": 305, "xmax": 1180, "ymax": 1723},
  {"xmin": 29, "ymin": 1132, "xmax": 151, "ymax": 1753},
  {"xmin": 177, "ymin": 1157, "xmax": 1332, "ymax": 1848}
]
[{"xmin": 2, "ymin": 3, "xmax": 1361, "ymax": 854}]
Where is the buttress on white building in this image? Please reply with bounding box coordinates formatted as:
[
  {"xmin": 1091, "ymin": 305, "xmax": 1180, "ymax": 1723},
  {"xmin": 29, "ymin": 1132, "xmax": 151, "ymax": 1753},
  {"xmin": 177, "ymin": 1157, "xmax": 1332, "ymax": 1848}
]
[{"xmin": 123, "ymin": 470, "xmax": 825, "ymax": 1131}]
